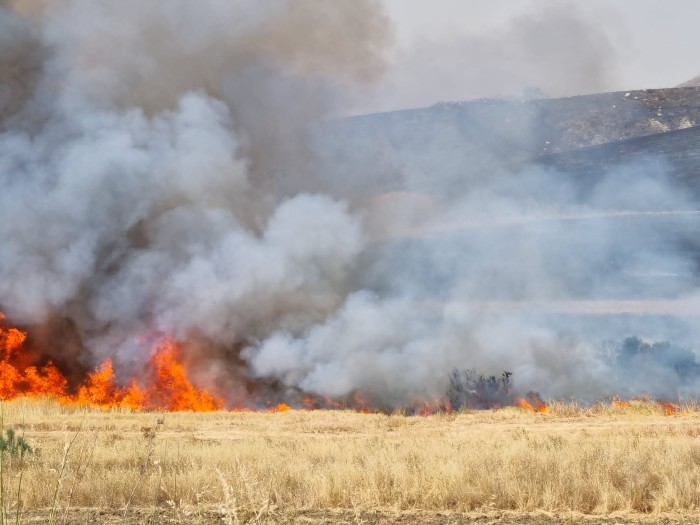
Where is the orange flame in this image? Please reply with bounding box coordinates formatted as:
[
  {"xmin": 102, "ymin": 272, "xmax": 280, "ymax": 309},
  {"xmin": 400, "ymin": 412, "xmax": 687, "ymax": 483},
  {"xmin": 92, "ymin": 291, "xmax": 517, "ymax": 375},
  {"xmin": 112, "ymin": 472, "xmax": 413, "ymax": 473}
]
[
  {"xmin": 612, "ymin": 398, "xmax": 631, "ymax": 409},
  {"xmin": 351, "ymin": 390, "xmax": 371, "ymax": 413},
  {"xmin": 76, "ymin": 359, "xmax": 145, "ymax": 409},
  {"xmin": 0, "ymin": 314, "xmax": 26, "ymax": 353},
  {"xmin": 611, "ymin": 398, "xmax": 678, "ymax": 415},
  {"xmin": 517, "ymin": 398, "xmax": 533, "ymax": 411},
  {"xmin": 7, "ymin": 313, "xmax": 686, "ymax": 416},
  {"xmin": 657, "ymin": 401, "xmax": 678, "ymax": 416},
  {"xmin": 516, "ymin": 394, "xmax": 548, "ymax": 413},
  {"xmin": 0, "ymin": 313, "xmax": 223, "ymax": 411},
  {"xmin": 24, "ymin": 362, "xmax": 68, "ymax": 397},
  {"xmin": 147, "ymin": 340, "xmax": 223, "ymax": 411},
  {"xmin": 0, "ymin": 314, "xmax": 27, "ymax": 398},
  {"xmin": 0, "ymin": 361, "xmax": 21, "ymax": 399}
]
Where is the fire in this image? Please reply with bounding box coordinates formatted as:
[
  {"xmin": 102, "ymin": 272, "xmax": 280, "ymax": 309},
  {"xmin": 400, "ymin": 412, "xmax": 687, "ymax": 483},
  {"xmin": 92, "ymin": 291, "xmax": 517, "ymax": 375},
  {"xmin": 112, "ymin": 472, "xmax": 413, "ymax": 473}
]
[
  {"xmin": 1, "ymin": 313, "xmax": 689, "ymax": 416},
  {"xmin": 612, "ymin": 398, "xmax": 632, "ymax": 409},
  {"xmin": 0, "ymin": 313, "xmax": 27, "ymax": 398},
  {"xmin": 147, "ymin": 340, "xmax": 223, "ymax": 411},
  {"xmin": 516, "ymin": 393, "xmax": 548, "ymax": 413},
  {"xmin": 657, "ymin": 401, "xmax": 678, "ymax": 416},
  {"xmin": 611, "ymin": 398, "xmax": 678, "ymax": 416},
  {"xmin": 0, "ymin": 361, "xmax": 21, "ymax": 399},
  {"xmin": 517, "ymin": 398, "xmax": 533, "ymax": 411},
  {"xmin": 0, "ymin": 313, "xmax": 26, "ymax": 351},
  {"xmin": 0, "ymin": 313, "xmax": 223, "ymax": 411},
  {"xmin": 351, "ymin": 390, "xmax": 371, "ymax": 413},
  {"xmin": 24, "ymin": 363, "xmax": 68, "ymax": 397},
  {"xmin": 76, "ymin": 359, "xmax": 145, "ymax": 409}
]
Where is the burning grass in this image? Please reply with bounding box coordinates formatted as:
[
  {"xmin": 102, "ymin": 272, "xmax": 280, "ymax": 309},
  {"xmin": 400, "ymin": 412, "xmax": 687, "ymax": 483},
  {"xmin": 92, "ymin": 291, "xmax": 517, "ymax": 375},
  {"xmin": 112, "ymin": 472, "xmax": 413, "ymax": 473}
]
[
  {"xmin": 0, "ymin": 313, "xmax": 225, "ymax": 412},
  {"xmin": 0, "ymin": 313, "xmax": 573, "ymax": 415},
  {"xmin": 1, "ymin": 398, "xmax": 700, "ymax": 523},
  {"xmin": 5, "ymin": 313, "xmax": 700, "ymax": 523}
]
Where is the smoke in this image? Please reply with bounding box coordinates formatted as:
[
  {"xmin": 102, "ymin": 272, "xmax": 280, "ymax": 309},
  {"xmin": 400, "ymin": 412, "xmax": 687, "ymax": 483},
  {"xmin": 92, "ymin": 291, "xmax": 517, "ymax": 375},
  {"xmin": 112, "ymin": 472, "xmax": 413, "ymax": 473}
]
[
  {"xmin": 244, "ymin": 153, "xmax": 700, "ymax": 402},
  {"xmin": 0, "ymin": 0, "xmax": 389, "ymax": 387},
  {"xmin": 353, "ymin": 2, "xmax": 621, "ymax": 113},
  {"xmin": 1, "ymin": 1, "xmax": 699, "ymax": 407},
  {"xmin": 0, "ymin": 2, "xmax": 43, "ymax": 122}
]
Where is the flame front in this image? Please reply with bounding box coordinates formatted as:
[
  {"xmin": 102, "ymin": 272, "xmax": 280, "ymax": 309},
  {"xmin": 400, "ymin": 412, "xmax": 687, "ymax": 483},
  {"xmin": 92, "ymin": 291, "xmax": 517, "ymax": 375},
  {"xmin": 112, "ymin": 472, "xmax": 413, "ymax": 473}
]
[
  {"xmin": 516, "ymin": 393, "xmax": 548, "ymax": 413},
  {"xmin": 1, "ymin": 313, "xmax": 690, "ymax": 415},
  {"xmin": 0, "ymin": 313, "xmax": 223, "ymax": 411},
  {"xmin": 612, "ymin": 398, "xmax": 632, "ymax": 409},
  {"xmin": 657, "ymin": 401, "xmax": 679, "ymax": 416}
]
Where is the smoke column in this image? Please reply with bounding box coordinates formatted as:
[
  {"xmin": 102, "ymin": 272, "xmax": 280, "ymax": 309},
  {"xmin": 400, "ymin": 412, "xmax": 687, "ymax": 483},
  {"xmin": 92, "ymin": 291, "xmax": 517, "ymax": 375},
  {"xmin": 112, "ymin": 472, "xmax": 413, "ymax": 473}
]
[{"xmin": 1, "ymin": 0, "xmax": 699, "ymax": 407}]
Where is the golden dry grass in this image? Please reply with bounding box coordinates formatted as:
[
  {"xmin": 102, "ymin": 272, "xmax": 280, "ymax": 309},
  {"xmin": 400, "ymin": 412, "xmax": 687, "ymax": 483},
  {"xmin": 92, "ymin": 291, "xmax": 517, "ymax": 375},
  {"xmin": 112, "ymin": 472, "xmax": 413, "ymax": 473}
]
[{"xmin": 2, "ymin": 397, "xmax": 700, "ymax": 523}]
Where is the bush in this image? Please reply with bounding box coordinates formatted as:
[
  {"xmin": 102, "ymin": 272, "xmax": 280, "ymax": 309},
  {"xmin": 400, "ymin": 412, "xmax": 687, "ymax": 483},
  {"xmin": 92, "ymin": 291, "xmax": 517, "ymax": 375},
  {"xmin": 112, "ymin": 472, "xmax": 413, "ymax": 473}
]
[
  {"xmin": 0, "ymin": 428, "xmax": 32, "ymax": 457},
  {"xmin": 447, "ymin": 369, "xmax": 513, "ymax": 410}
]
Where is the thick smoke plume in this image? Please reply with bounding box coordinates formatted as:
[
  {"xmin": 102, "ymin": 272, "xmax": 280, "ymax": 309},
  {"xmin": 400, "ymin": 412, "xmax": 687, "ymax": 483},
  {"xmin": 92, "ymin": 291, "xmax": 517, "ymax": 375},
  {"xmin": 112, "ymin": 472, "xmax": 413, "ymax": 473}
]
[
  {"xmin": 0, "ymin": 0, "xmax": 390, "ymax": 399},
  {"xmin": 1, "ymin": 1, "xmax": 699, "ymax": 408}
]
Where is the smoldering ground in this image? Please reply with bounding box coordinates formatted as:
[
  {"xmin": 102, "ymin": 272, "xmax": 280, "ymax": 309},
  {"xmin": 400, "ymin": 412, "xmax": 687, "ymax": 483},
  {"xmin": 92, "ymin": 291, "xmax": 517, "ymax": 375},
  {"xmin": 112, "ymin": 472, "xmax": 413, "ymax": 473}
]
[{"xmin": 1, "ymin": 1, "xmax": 699, "ymax": 408}]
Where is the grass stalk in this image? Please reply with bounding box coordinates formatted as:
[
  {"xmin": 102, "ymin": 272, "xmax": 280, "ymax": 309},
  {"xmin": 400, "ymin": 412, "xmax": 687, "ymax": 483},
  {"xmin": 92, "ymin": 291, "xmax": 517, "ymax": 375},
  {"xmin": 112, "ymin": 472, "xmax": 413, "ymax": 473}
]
[
  {"xmin": 13, "ymin": 445, "xmax": 25, "ymax": 525},
  {"xmin": 122, "ymin": 427, "xmax": 157, "ymax": 523},
  {"xmin": 216, "ymin": 468, "xmax": 240, "ymax": 525},
  {"xmin": 62, "ymin": 427, "xmax": 98, "ymax": 525},
  {"xmin": 48, "ymin": 422, "xmax": 82, "ymax": 525}
]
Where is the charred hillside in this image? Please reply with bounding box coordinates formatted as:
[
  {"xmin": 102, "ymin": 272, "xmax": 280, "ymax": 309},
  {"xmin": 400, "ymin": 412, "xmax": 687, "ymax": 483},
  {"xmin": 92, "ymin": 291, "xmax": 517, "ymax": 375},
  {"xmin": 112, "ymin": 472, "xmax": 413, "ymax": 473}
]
[
  {"xmin": 540, "ymin": 125, "xmax": 700, "ymax": 193},
  {"xmin": 527, "ymin": 86, "xmax": 700, "ymax": 155},
  {"xmin": 319, "ymin": 86, "xmax": 700, "ymax": 196}
]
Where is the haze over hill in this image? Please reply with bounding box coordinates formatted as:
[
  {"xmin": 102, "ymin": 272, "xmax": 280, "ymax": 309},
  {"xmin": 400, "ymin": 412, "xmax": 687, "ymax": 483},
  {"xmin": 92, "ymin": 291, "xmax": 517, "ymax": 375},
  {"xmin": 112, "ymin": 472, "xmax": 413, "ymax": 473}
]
[{"xmin": 373, "ymin": 1, "xmax": 700, "ymax": 113}]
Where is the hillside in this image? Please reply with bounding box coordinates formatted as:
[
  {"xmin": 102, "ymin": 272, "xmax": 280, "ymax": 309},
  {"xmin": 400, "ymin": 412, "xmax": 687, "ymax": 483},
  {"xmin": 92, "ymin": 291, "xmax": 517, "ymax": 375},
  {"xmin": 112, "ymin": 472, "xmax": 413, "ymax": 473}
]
[
  {"xmin": 319, "ymin": 87, "xmax": 700, "ymax": 305},
  {"xmin": 318, "ymin": 86, "xmax": 700, "ymax": 196}
]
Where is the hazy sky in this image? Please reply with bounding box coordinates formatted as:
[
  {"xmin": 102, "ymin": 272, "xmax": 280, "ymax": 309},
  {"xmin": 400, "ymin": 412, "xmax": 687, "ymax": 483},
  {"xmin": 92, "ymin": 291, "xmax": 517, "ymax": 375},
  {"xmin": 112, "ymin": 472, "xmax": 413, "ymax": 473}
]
[{"xmin": 367, "ymin": 0, "xmax": 700, "ymax": 112}]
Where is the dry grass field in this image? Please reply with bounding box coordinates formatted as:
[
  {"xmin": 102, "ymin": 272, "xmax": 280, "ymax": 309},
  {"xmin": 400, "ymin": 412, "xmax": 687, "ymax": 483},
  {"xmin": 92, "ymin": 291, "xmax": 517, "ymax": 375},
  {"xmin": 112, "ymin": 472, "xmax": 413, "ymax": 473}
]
[{"xmin": 1, "ymin": 398, "xmax": 700, "ymax": 524}]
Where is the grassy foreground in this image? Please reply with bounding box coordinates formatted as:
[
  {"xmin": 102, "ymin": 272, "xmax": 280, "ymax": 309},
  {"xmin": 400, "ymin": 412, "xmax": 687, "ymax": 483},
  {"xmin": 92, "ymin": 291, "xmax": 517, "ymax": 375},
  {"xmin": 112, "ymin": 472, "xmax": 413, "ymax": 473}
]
[{"xmin": 1, "ymin": 398, "xmax": 700, "ymax": 524}]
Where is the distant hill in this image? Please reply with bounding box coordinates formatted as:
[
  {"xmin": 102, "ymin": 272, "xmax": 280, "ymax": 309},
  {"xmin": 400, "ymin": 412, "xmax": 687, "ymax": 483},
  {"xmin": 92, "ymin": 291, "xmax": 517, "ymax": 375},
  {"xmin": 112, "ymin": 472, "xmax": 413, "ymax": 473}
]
[
  {"xmin": 317, "ymin": 87, "xmax": 700, "ymax": 196},
  {"xmin": 316, "ymin": 87, "xmax": 700, "ymax": 300},
  {"xmin": 677, "ymin": 75, "xmax": 700, "ymax": 87}
]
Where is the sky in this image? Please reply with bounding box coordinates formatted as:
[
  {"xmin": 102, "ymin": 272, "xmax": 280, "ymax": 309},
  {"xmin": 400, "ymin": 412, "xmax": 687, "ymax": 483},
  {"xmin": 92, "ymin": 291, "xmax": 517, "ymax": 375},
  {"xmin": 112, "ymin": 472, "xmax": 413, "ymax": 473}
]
[{"xmin": 367, "ymin": 0, "xmax": 700, "ymax": 112}]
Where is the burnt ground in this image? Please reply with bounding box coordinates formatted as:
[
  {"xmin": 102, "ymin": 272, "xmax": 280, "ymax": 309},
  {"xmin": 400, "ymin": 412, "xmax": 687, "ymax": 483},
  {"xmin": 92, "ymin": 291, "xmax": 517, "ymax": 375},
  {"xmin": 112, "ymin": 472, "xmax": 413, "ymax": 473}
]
[
  {"xmin": 18, "ymin": 508, "xmax": 700, "ymax": 524},
  {"xmin": 539, "ymin": 125, "xmax": 700, "ymax": 195}
]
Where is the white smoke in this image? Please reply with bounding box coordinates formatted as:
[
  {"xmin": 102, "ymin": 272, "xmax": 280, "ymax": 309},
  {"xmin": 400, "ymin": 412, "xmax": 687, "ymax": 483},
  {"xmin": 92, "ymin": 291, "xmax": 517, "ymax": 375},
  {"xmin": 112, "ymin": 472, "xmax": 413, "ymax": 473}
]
[{"xmin": 0, "ymin": 0, "xmax": 387, "ymax": 385}]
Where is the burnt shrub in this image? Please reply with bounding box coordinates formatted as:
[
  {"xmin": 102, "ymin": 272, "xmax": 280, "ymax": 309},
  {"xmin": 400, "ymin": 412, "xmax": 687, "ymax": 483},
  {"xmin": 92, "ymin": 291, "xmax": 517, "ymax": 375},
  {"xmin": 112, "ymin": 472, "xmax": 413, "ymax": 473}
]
[{"xmin": 447, "ymin": 369, "xmax": 513, "ymax": 410}]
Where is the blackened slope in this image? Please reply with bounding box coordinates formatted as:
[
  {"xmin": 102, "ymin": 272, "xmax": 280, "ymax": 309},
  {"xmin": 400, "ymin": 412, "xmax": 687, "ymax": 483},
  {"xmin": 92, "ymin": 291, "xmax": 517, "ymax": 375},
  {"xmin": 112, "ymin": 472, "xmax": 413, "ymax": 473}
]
[
  {"xmin": 525, "ymin": 86, "xmax": 700, "ymax": 155},
  {"xmin": 337, "ymin": 86, "xmax": 700, "ymax": 158},
  {"xmin": 537, "ymin": 125, "xmax": 700, "ymax": 195},
  {"xmin": 320, "ymin": 87, "xmax": 700, "ymax": 196}
]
